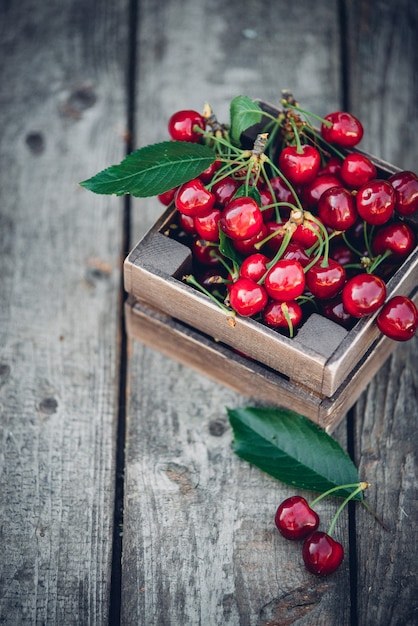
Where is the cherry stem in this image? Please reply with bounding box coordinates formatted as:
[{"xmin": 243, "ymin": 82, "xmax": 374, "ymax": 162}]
[
  {"xmin": 288, "ymin": 116, "xmax": 303, "ymax": 154},
  {"xmin": 310, "ymin": 482, "xmax": 369, "ymax": 507},
  {"xmin": 183, "ymin": 274, "xmax": 232, "ymax": 315},
  {"xmin": 263, "ymin": 158, "xmax": 304, "ymax": 212},
  {"xmin": 327, "ymin": 482, "xmax": 370, "ymax": 537},
  {"xmin": 281, "ymin": 100, "xmax": 333, "ymax": 128}
]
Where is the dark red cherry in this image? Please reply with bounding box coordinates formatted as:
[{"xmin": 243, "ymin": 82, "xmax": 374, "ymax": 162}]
[
  {"xmin": 194, "ymin": 208, "xmax": 222, "ymax": 242},
  {"xmin": 302, "ymin": 174, "xmax": 342, "ymax": 209},
  {"xmin": 356, "ymin": 179, "xmax": 396, "ymax": 225},
  {"xmin": 321, "ymin": 295, "xmax": 354, "ymax": 329},
  {"xmin": 274, "ymin": 496, "xmax": 319, "ymax": 540},
  {"xmin": 191, "ymin": 238, "xmax": 221, "ymax": 266},
  {"xmin": 342, "ymin": 273, "xmax": 386, "ymax": 318},
  {"xmin": 175, "ymin": 179, "xmax": 216, "ymax": 217},
  {"xmin": 318, "ymin": 156, "xmax": 342, "ymax": 178},
  {"xmin": 282, "ymin": 241, "xmax": 311, "ymax": 268},
  {"xmin": 292, "ymin": 218, "xmax": 323, "ymax": 248},
  {"xmin": 168, "ymin": 109, "xmax": 205, "ymax": 142},
  {"xmin": 388, "ymin": 170, "xmax": 418, "ymax": 216},
  {"xmin": 262, "ymin": 300, "xmax": 303, "ymax": 332},
  {"xmin": 199, "ymin": 159, "xmax": 222, "ymax": 183},
  {"xmin": 264, "ymin": 259, "xmax": 306, "ymax": 301},
  {"xmin": 340, "ymin": 153, "xmax": 377, "ymax": 189},
  {"xmin": 318, "ymin": 186, "xmax": 357, "ymax": 231},
  {"xmin": 239, "ymin": 253, "xmax": 270, "ymax": 282},
  {"xmin": 178, "ymin": 212, "xmax": 197, "ymax": 235},
  {"xmin": 233, "ymin": 223, "xmax": 268, "ymax": 255},
  {"xmin": 302, "ymin": 531, "xmax": 344, "ymax": 576},
  {"xmin": 158, "ymin": 186, "xmax": 178, "ymax": 206},
  {"xmin": 372, "ymin": 222, "xmax": 416, "ymax": 259},
  {"xmin": 376, "ymin": 296, "xmax": 418, "ymax": 341},
  {"xmin": 212, "ymin": 176, "xmax": 240, "ymax": 207},
  {"xmin": 306, "ymin": 258, "xmax": 346, "ymax": 300},
  {"xmin": 278, "ymin": 145, "xmax": 321, "ymax": 186},
  {"xmin": 321, "ymin": 111, "xmax": 364, "ymax": 147}
]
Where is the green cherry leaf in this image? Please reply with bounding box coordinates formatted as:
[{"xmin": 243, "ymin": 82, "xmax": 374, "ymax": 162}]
[
  {"xmin": 227, "ymin": 406, "xmax": 363, "ymax": 499},
  {"xmin": 79, "ymin": 141, "xmax": 216, "ymax": 197},
  {"xmin": 230, "ymin": 96, "xmax": 264, "ymax": 144}
]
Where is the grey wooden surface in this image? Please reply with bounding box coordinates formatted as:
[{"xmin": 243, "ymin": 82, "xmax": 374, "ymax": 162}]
[{"xmin": 0, "ymin": 1, "xmax": 417, "ymax": 625}]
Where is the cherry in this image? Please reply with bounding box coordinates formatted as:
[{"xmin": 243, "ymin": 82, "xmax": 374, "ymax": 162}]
[
  {"xmin": 178, "ymin": 212, "xmax": 197, "ymax": 235},
  {"xmin": 356, "ymin": 179, "xmax": 396, "ymax": 225},
  {"xmin": 194, "ymin": 208, "xmax": 222, "ymax": 242},
  {"xmin": 233, "ymin": 223, "xmax": 268, "ymax": 255},
  {"xmin": 318, "ymin": 186, "xmax": 357, "ymax": 231},
  {"xmin": 228, "ymin": 278, "xmax": 268, "ymax": 317},
  {"xmin": 372, "ymin": 222, "xmax": 416, "ymax": 259},
  {"xmin": 262, "ymin": 300, "xmax": 303, "ymax": 333},
  {"xmin": 268, "ymin": 175, "xmax": 296, "ymax": 206},
  {"xmin": 219, "ymin": 196, "xmax": 263, "ymax": 241},
  {"xmin": 318, "ymin": 156, "xmax": 342, "ymax": 178},
  {"xmin": 292, "ymin": 218, "xmax": 322, "ymax": 248},
  {"xmin": 302, "ymin": 174, "xmax": 342, "ymax": 209},
  {"xmin": 212, "ymin": 176, "xmax": 241, "ymax": 207},
  {"xmin": 274, "ymin": 496, "xmax": 319, "ymax": 540},
  {"xmin": 302, "ymin": 531, "xmax": 344, "ymax": 576},
  {"xmin": 168, "ymin": 109, "xmax": 205, "ymax": 143},
  {"xmin": 376, "ymin": 296, "xmax": 418, "ymax": 341},
  {"xmin": 342, "ymin": 273, "xmax": 386, "ymax": 318},
  {"xmin": 199, "ymin": 159, "xmax": 222, "ymax": 183},
  {"xmin": 306, "ymin": 258, "xmax": 346, "ymax": 300},
  {"xmin": 175, "ymin": 179, "xmax": 216, "ymax": 217},
  {"xmin": 282, "ymin": 241, "xmax": 311, "ymax": 267},
  {"xmin": 158, "ymin": 186, "xmax": 178, "ymax": 206},
  {"xmin": 278, "ymin": 145, "xmax": 321, "ymax": 186},
  {"xmin": 388, "ymin": 170, "xmax": 418, "ymax": 216},
  {"xmin": 321, "ymin": 111, "xmax": 364, "ymax": 147},
  {"xmin": 191, "ymin": 238, "xmax": 221, "ymax": 266},
  {"xmin": 321, "ymin": 295, "xmax": 354, "ymax": 329},
  {"xmin": 340, "ymin": 153, "xmax": 377, "ymax": 189},
  {"xmin": 258, "ymin": 188, "xmax": 275, "ymax": 221},
  {"xmin": 239, "ymin": 253, "xmax": 270, "ymax": 282},
  {"xmin": 264, "ymin": 259, "xmax": 306, "ymax": 301}
]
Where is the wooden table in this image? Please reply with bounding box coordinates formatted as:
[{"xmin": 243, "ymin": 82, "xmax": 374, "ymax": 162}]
[{"xmin": 1, "ymin": 1, "xmax": 417, "ymax": 624}]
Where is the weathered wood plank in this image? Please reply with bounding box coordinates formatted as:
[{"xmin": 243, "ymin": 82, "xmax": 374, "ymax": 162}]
[
  {"xmin": 123, "ymin": 1, "xmax": 352, "ymax": 624},
  {"xmin": 0, "ymin": 0, "xmax": 129, "ymax": 623},
  {"xmin": 345, "ymin": 0, "xmax": 418, "ymax": 623}
]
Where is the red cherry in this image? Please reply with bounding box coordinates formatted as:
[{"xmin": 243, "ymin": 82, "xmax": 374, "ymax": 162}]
[
  {"xmin": 264, "ymin": 259, "xmax": 306, "ymax": 301},
  {"xmin": 194, "ymin": 208, "xmax": 222, "ymax": 242},
  {"xmin": 175, "ymin": 179, "xmax": 216, "ymax": 217},
  {"xmin": 239, "ymin": 253, "xmax": 270, "ymax": 282},
  {"xmin": 158, "ymin": 186, "xmax": 178, "ymax": 206},
  {"xmin": 342, "ymin": 273, "xmax": 386, "ymax": 318},
  {"xmin": 356, "ymin": 179, "xmax": 396, "ymax": 225},
  {"xmin": 282, "ymin": 241, "xmax": 311, "ymax": 268},
  {"xmin": 372, "ymin": 222, "xmax": 416, "ymax": 259},
  {"xmin": 233, "ymin": 223, "xmax": 268, "ymax": 255},
  {"xmin": 340, "ymin": 153, "xmax": 377, "ymax": 189},
  {"xmin": 292, "ymin": 218, "xmax": 323, "ymax": 248},
  {"xmin": 168, "ymin": 109, "xmax": 205, "ymax": 142},
  {"xmin": 278, "ymin": 145, "xmax": 321, "ymax": 186},
  {"xmin": 262, "ymin": 300, "xmax": 303, "ymax": 331},
  {"xmin": 302, "ymin": 174, "xmax": 342, "ymax": 209},
  {"xmin": 388, "ymin": 170, "xmax": 418, "ymax": 216},
  {"xmin": 212, "ymin": 176, "xmax": 240, "ymax": 207},
  {"xmin": 219, "ymin": 196, "xmax": 263, "ymax": 241},
  {"xmin": 321, "ymin": 111, "xmax": 364, "ymax": 147},
  {"xmin": 302, "ymin": 531, "xmax": 344, "ymax": 576},
  {"xmin": 199, "ymin": 159, "xmax": 222, "ymax": 183},
  {"xmin": 321, "ymin": 295, "xmax": 354, "ymax": 329},
  {"xmin": 178, "ymin": 212, "xmax": 197, "ymax": 235},
  {"xmin": 274, "ymin": 496, "xmax": 319, "ymax": 540},
  {"xmin": 318, "ymin": 156, "xmax": 342, "ymax": 178},
  {"xmin": 376, "ymin": 296, "xmax": 418, "ymax": 341},
  {"xmin": 306, "ymin": 258, "xmax": 346, "ymax": 300},
  {"xmin": 191, "ymin": 238, "xmax": 221, "ymax": 266},
  {"xmin": 228, "ymin": 278, "xmax": 268, "ymax": 317},
  {"xmin": 258, "ymin": 188, "xmax": 275, "ymax": 221},
  {"xmin": 318, "ymin": 186, "xmax": 358, "ymax": 231}
]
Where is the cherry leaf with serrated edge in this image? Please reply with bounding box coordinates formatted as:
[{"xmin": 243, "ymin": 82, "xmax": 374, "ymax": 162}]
[
  {"xmin": 230, "ymin": 96, "xmax": 264, "ymax": 144},
  {"xmin": 79, "ymin": 141, "xmax": 216, "ymax": 197},
  {"xmin": 227, "ymin": 406, "xmax": 363, "ymax": 499}
]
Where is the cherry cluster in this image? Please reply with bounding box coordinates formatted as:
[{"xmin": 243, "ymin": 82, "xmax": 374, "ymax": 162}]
[
  {"xmin": 159, "ymin": 103, "xmax": 418, "ymax": 341},
  {"xmin": 275, "ymin": 482, "xmax": 369, "ymax": 576}
]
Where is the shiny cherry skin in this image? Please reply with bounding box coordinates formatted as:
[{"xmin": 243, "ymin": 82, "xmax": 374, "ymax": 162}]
[
  {"xmin": 318, "ymin": 186, "xmax": 358, "ymax": 231},
  {"xmin": 321, "ymin": 111, "xmax": 364, "ymax": 147},
  {"xmin": 376, "ymin": 296, "xmax": 418, "ymax": 341},
  {"xmin": 178, "ymin": 211, "xmax": 197, "ymax": 235},
  {"xmin": 268, "ymin": 175, "xmax": 296, "ymax": 206},
  {"xmin": 388, "ymin": 170, "xmax": 418, "ymax": 216},
  {"xmin": 318, "ymin": 156, "xmax": 342, "ymax": 178},
  {"xmin": 292, "ymin": 218, "xmax": 323, "ymax": 248},
  {"xmin": 306, "ymin": 258, "xmax": 346, "ymax": 300},
  {"xmin": 199, "ymin": 159, "xmax": 222, "ymax": 183},
  {"xmin": 342, "ymin": 273, "xmax": 386, "ymax": 318},
  {"xmin": 372, "ymin": 222, "xmax": 416, "ymax": 259},
  {"xmin": 278, "ymin": 145, "xmax": 321, "ymax": 186},
  {"xmin": 302, "ymin": 531, "xmax": 344, "ymax": 576},
  {"xmin": 194, "ymin": 207, "xmax": 222, "ymax": 242},
  {"xmin": 264, "ymin": 259, "xmax": 306, "ymax": 301},
  {"xmin": 340, "ymin": 153, "xmax": 377, "ymax": 189},
  {"xmin": 168, "ymin": 109, "xmax": 205, "ymax": 142},
  {"xmin": 356, "ymin": 179, "xmax": 396, "ymax": 225},
  {"xmin": 212, "ymin": 176, "xmax": 240, "ymax": 207},
  {"xmin": 262, "ymin": 300, "xmax": 303, "ymax": 331},
  {"xmin": 233, "ymin": 223, "xmax": 268, "ymax": 255},
  {"xmin": 219, "ymin": 196, "xmax": 263, "ymax": 241},
  {"xmin": 274, "ymin": 496, "xmax": 319, "ymax": 540},
  {"xmin": 175, "ymin": 179, "xmax": 216, "ymax": 217},
  {"xmin": 191, "ymin": 238, "xmax": 221, "ymax": 266},
  {"xmin": 302, "ymin": 174, "xmax": 342, "ymax": 209},
  {"xmin": 239, "ymin": 253, "xmax": 270, "ymax": 282},
  {"xmin": 282, "ymin": 241, "xmax": 311, "ymax": 268},
  {"xmin": 228, "ymin": 278, "xmax": 268, "ymax": 317},
  {"xmin": 158, "ymin": 186, "xmax": 178, "ymax": 206},
  {"xmin": 321, "ymin": 295, "xmax": 354, "ymax": 329}
]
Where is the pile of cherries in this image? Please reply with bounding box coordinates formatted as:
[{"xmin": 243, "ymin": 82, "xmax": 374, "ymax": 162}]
[
  {"xmin": 275, "ymin": 482, "xmax": 369, "ymax": 576},
  {"xmin": 159, "ymin": 101, "xmax": 418, "ymax": 341}
]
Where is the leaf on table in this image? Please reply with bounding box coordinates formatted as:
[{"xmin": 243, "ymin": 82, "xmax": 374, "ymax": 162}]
[
  {"xmin": 230, "ymin": 96, "xmax": 264, "ymax": 144},
  {"xmin": 79, "ymin": 141, "xmax": 216, "ymax": 197},
  {"xmin": 227, "ymin": 406, "xmax": 362, "ymax": 499}
]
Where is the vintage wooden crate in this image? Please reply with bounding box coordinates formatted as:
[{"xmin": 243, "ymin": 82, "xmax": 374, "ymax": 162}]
[{"xmin": 124, "ymin": 102, "xmax": 418, "ymax": 432}]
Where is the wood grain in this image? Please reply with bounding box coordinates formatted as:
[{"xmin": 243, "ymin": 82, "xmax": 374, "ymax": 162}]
[
  {"xmin": 0, "ymin": 0, "xmax": 129, "ymax": 623},
  {"xmin": 123, "ymin": 1, "xmax": 352, "ymax": 624}
]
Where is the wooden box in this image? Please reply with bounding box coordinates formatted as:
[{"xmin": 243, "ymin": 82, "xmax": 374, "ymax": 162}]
[{"xmin": 124, "ymin": 103, "xmax": 418, "ymax": 432}]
